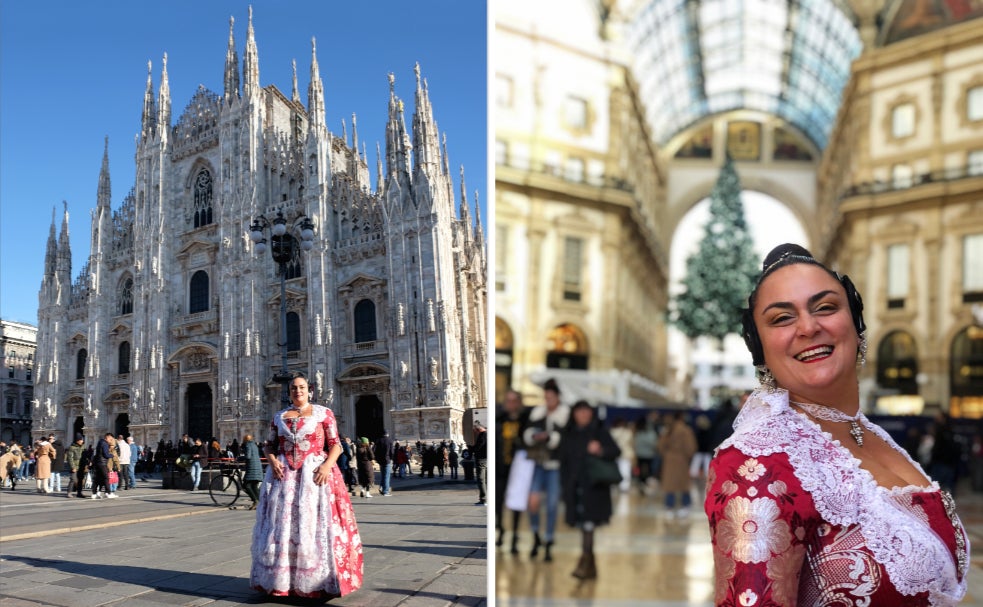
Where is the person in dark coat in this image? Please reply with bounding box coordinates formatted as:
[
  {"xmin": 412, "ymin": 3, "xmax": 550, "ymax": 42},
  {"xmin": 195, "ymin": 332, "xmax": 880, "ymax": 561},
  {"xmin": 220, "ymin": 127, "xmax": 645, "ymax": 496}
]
[
  {"xmin": 241, "ymin": 434, "xmax": 263, "ymax": 510},
  {"xmin": 355, "ymin": 438, "xmax": 375, "ymax": 497},
  {"xmin": 559, "ymin": 400, "xmax": 620, "ymax": 581},
  {"xmin": 374, "ymin": 429, "xmax": 394, "ymax": 496}
]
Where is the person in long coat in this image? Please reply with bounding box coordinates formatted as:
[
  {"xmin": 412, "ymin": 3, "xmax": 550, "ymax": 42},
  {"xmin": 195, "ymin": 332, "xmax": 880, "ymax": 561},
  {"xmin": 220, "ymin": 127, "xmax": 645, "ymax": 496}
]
[
  {"xmin": 355, "ymin": 438, "xmax": 376, "ymax": 497},
  {"xmin": 558, "ymin": 400, "xmax": 621, "ymax": 580},
  {"xmin": 658, "ymin": 411, "xmax": 697, "ymax": 518},
  {"xmin": 241, "ymin": 434, "xmax": 263, "ymax": 510},
  {"xmin": 32, "ymin": 439, "xmax": 56, "ymax": 493}
]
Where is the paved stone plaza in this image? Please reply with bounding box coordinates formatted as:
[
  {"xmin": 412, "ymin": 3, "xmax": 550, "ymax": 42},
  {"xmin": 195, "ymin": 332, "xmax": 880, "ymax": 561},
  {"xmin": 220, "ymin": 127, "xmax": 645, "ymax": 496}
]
[{"xmin": 0, "ymin": 474, "xmax": 487, "ymax": 607}]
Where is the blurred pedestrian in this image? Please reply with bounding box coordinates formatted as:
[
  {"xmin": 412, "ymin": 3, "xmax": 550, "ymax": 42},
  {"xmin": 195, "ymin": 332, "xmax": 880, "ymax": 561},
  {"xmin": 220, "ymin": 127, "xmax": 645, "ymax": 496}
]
[
  {"xmin": 374, "ymin": 429, "xmax": 394, "ymax": 496},
  {"xmin": 473, "ymin": 422, "xmax": 488, "ymax": 506},
  {"xmin": 658, "ymin": 411, "xmax": 697, "ymax": 518},
  {"xmin": 560, "ymin": 400, "xmax": 620, "ymax": 580},
  {"xmin": 241, "ymin": 434, "xmax": 263, "ymax": 510},
  {"xmin": 66, "ymin": 434, "xmax": 85, "ymax": 497},
  {"xmin": 609, "ymin": 418, "xmax": 635, "ymax": 493},
  {"xmin": 32, "ymin": 438, "xmax": 56, "ymax": 494},
  {"xmin": 633, "ymin": 415, "xmax": 659, "ymax": 495},
  {"xmin": 355, "ymin": 437, "xmax": 375, "ymax": 498},
  {"xmin": 523, "ymin": 378, "xmax": 569, "ymax": 561}
]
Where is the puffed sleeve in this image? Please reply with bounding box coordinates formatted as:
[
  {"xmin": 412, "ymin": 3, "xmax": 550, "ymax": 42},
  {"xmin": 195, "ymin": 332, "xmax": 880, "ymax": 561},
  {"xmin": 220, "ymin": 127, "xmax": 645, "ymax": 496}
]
[
  {"xmin": 705, "ymin": 446, "xmax": 809, "ymax": 607},
  {"xmin": 322, "ymin": 407, "xmax": 340, "ymax": 447}
]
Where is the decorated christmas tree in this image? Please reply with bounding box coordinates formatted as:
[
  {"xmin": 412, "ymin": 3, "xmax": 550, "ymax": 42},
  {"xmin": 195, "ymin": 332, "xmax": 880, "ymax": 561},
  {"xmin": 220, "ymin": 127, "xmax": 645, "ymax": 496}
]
[{"xmin": 671, "ymin": 156, "xmax": 760, "ymax": 346}]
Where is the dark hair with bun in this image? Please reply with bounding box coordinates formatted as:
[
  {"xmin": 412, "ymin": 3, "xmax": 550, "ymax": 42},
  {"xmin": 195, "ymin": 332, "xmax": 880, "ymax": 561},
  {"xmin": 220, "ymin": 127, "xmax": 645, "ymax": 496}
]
[{"xmin": 741, "ymin": 243, "xmax": 866, "ymax": 366}]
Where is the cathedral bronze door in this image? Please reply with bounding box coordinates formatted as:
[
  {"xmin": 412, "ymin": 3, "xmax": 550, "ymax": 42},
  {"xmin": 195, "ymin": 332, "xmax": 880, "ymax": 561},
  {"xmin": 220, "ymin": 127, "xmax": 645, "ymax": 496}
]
[
  {"xmin": 186, "ymin": 383, "xmax": 213, "ymax": 441},
  {"xmin": 355, "ymin": 395, "xmax": 384, "ymax": 442}
]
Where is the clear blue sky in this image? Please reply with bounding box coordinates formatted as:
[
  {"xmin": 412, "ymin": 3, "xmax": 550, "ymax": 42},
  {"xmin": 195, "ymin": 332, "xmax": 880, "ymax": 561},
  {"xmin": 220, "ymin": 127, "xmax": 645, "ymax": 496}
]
[{"xmin": 0, "ymin": 1, "xmax": 488, "ymax": 325}]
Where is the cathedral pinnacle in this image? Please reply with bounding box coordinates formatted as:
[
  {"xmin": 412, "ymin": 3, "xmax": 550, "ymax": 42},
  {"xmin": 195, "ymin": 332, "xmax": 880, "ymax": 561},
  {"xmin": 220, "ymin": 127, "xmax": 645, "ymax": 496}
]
[
  {"xmin": 97, "ymin": 137, "xmax": 111, "ymax": 209},
  {"xmin": 141, "ymin": 60, "xmax": 157, "ymax": 139},
  {"xmin": 307, "ymin": 36, "xmax": 325, "ymax": 128},
  {"xmin": 158, "ymin": 53, "xmax": 171, "ymax": 129},
  {"xmin": 224, "ymin": 16, "xmax": 240, "ymax": 103}
]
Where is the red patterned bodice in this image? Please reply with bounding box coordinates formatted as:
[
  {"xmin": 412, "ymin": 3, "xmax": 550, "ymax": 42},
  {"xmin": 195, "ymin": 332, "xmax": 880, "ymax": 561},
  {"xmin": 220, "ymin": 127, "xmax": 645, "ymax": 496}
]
[{"xmin": 270, "ymin": 405, "xmax": 339, "ymax": 471}]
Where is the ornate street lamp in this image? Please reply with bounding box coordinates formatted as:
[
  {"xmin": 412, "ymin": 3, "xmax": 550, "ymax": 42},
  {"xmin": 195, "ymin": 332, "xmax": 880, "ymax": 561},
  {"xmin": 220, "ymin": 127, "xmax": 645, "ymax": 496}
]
[{"xmin": 249, "ymin": 211, "xmax": 316, "ymax": 407}]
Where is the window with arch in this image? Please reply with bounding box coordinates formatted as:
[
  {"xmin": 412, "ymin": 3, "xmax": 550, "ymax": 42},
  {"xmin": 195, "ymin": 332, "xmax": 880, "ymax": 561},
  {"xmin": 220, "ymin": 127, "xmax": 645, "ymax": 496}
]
[
  {"xmin": 192, "ymin": 169, "xmax": 214, "ymax": 228},
  {"xmin": 119, "ymin": 341, "xmax": 131, "ymax": 375},
  {"xmin": 7, "ymin": 351, "xmax": 14, "ymax": 378},
  {"xmin": 286, "ymin": 312, "xmax": 301, "ymax": 352},
  {"xmin": 495, "ymin": 317, "xmax": 514, "ymax": 405},
  {"xmin": 76, "ymin": 348, "xmax": 87, "ymax": 380},
  {"xmin": 546, "ymin": 323, "xmax": 589, "ymax": 370},
  {"xmin": 189, "ymin": 270, "xmax": 209, "ymax": 313},
  {"xmin": 278, "ymin": 235, "xmax": 302, "ymax": 280},
  {"xmin": 354, "ymin": 299, "xmax": 377, "ymax": 343},
  {"xmin": 876, "ymin": 331, "xmax": 918, "ymax": 395},
  {"xmin": 5, "ymin": 397, "xmax": 13, "ymax": 415},
  {"xmin": 950, "ymin": 325, "xmax": 983, "ymax": 418},
  {"xmin": 118, "ymin": 277, "xmax": 134, "ymax": 315}
]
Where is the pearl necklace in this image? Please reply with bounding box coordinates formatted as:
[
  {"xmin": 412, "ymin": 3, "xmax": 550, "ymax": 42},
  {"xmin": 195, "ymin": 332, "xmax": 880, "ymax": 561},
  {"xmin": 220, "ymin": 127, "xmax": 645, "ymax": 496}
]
[{"xmin": 790, "ymin": 400, "xmax": 866, "ymax": 446}]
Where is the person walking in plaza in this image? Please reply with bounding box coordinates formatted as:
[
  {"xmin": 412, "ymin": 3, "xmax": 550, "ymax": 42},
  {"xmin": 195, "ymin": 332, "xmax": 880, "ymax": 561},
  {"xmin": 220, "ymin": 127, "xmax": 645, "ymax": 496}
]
[
  {"xmin": 707, "ymin": 243, "xmax": 968, "ymax": 606},
  {"xmin": 633, "ymin": 414, "xmax": 660, "ymax": 495},
  {"xmin": 47, "ymin": 434, "xmax": 65, "ymax": 493},
  {"xmin": 240, "ymin": 434, "xmax": 263, "ymax": 510},
  {"xmin": 658, "ymin": 411, "xmax": 697, "ymax": 518},
  {"xmin": 560, "ymin": 400, "xmax": 620, "ymax": 580},
  {"xmin": 32, "ymin": 438, "xmax": 56, "ymax": 494},
  {"xmin": 374, "ymin": 428, "xmax": 394, "ymax": 496},
  {"xmin": 473, "ymin": 422, "xmax": 488, "ymax": 506},
  {"xmin": 189, "ymin": 437, "xmax": 208, "ymax": 492},
  {"xmin": 395, "ymin": 443, "xmax": 409, "ymax": 478},
  {"xmin": 448, "ymin": 445, "xmax": 459, "ymax": 480},
  {"xmin": 609, "ymin": 418, "xmax": 635, "ymax": 493},
  {"xmin": 90, "ymin": 433, "xmax": 115, "ymax": 499},
  {"xmin": 117, "ymin": 434, "xmax": 133, "ymax": 490},
  {"xmin": 66, "ymin": 434, "xmax": 86, "ymax": 498},
  {"xmin": 523, "ymin": 378, "xmax": 570, "ymax": 561},
  {"xmin": 497, "ymin": 388, "xmax": 530, "ymax": 553},
  {"xmin": 250, "ymin": 372, "xmax": 362, "ymax": 599},
  {"xmin": 355, "ymin": 437, "xmax": 376, "ymax": 498},
  {"xmin": 126, "ymin": 437, "xmax": 141, "ymax": 486}
]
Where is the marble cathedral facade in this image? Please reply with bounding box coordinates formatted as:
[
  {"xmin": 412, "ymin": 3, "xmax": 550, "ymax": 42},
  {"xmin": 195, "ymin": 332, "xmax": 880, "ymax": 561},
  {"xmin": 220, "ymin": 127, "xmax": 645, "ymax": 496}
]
[{"xmin": 33, "ymin": 12, "xmax": 487, "ymax": 449}]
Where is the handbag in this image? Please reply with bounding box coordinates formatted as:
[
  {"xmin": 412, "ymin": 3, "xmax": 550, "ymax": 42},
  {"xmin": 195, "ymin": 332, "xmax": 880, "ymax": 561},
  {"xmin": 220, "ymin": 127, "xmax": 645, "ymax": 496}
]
[
  {"xmin": 504, "ymin": 449, "xmax": 536, "ymax": 512},
  {"xmin": 108, "ymin": 470, "xmax": 119, "ymax": 485},
  {"xmin": 586, "ymin": 455, "xmax": 622, "ymax": 487}
]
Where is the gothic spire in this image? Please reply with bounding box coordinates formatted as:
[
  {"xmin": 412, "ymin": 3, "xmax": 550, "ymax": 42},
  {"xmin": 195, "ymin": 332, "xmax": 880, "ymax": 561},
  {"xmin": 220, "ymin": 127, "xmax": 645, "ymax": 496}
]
[
  {"xmin": 376, "ymin": 141, "xmax": 383, "ymax": 192},
  {"xmin": 291, "ymin": 59, "xmax": 299, "ymax": 103},
  {"xmin": 97, "ymin": 137, "xmax": 111, "ymax": 209},
  {"xmin": 223, "ymin": 16, "xmax": 240, "ymax": 103},
  {"xmin": 243, "ymin": 6, "xmax": 260, "ymax": 96},
  {"xmin": 140, "ymin": 60, "xmax": 157, "ymax": 140},
  {"xmin": 459, "ymin": 165, "xmax": 471, "ymax": 245},
  {"xmin": 57, "ymin": 201, "xmax": 71, "ymax": 277},
  {"xmin": 307, "ymin": 37, "xmax": 326, "ymax": 128},
  {"xmin": 44, "ymin": 207, "xmax": 57, "ymax": 277},
  {"xmin": 158, "ymin": 53, "xmax": 171, "ymax": 129},
  {"xmin": 352, "ymin": 113, "xmax": 360, "ymax": 162},
  {"xmin": 412, "ymin": 63, "xmax": 440, "ymax": 172},
  {"xmin": 474, "ymin": 190, "xmax": 484, "ymax": 245},
  {"xmin": 385, "ymin": 72, "xmax": 412, "ymax": 179}
]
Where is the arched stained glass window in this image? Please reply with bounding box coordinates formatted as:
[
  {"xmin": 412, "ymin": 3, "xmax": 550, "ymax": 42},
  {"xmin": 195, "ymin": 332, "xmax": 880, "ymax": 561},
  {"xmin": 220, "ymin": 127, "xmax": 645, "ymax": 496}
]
[
  {"xmin": 193, "ymin": 169, "xmax": 214, "ymax": 229},
  {"xmin": 118, "ymin": 277, "xmax": 133, "ymax": 315}
]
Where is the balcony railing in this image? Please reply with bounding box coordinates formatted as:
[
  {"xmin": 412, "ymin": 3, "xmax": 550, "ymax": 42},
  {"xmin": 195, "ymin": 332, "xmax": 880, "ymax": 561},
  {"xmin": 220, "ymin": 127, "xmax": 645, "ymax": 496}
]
[{"xmin": 342, "ymin": 340, "xmax": 388, "ymax": 359}]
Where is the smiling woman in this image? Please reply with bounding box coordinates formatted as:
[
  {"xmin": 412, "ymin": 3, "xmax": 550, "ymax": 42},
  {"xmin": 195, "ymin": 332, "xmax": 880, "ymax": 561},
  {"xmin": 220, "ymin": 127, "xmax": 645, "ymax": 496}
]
[{"xmin": 705, "ymin": 243, "xmax": 969, "ymax": 607}]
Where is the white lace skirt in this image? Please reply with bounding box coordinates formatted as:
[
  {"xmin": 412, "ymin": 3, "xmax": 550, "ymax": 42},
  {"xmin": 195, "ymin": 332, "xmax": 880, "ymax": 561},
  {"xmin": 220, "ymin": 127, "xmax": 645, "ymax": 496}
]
[{"xmin": 249, "ymin": 453, "xmax": 363, "ymax": 598}]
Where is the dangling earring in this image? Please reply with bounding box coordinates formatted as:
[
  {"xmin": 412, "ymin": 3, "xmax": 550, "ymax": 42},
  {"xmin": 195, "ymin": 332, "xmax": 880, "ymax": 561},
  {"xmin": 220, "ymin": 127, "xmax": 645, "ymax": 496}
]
[
  {"xmin": 857, "ymin": 333, "xmax": 868, "ymax": 368},
  {"xmin": 756, "ymin": 365, "xmax": 777, "ymax": 391}
]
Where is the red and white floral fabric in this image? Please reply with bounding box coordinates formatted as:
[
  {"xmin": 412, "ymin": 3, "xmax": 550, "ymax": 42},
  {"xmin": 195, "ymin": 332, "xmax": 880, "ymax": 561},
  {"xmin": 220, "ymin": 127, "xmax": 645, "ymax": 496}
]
[
  {"xmin": 706, "ymin": 389, "xmax": 968, "ymax": 607},
  {"xmin": 251, "ymin": 405, "xmax": 363, "ymax": 598}
]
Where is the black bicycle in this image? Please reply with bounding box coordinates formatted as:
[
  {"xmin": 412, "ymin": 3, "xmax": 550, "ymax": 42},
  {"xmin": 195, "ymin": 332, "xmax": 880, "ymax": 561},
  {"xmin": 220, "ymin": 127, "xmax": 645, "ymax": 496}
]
[{"xmin": 207, "ymin": 458, "xmax": 243, "ymax": 507}]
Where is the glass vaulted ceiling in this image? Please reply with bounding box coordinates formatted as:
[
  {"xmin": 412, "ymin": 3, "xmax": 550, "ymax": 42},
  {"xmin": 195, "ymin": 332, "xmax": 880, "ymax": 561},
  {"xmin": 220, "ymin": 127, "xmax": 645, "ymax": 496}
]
[{"xmin": 626, "ymin": 0, "xmax": 862, "ymax": 150}]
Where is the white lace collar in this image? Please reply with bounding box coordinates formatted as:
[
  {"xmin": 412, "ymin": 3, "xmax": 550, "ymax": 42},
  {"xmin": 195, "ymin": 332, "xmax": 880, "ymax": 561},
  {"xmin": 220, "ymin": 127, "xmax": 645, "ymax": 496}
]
[
  {"xmin": 720, "ymin": 388, "xmax": 967, "ymax": 606},
  {"xmin": 276, "ymin": 404, "xmax": 327, "ymax": 439}
]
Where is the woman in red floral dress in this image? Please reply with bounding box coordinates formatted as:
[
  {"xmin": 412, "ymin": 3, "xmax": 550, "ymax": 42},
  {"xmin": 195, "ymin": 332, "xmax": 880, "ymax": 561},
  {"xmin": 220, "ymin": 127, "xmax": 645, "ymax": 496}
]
[
  {"xmin": 251, "ymin": 372, "xmax": 363, "ymax": 598},
  {"xmin": 706, "ymin": 244, "xmax": 968, "ymax": 606}
]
